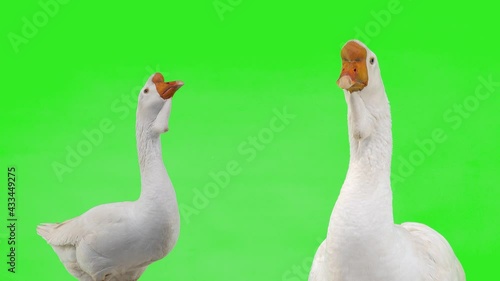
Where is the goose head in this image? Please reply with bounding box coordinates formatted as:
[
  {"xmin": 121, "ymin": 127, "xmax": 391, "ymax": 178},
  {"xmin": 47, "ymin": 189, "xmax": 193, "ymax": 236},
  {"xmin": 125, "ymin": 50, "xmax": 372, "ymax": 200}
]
[
  {"xmin": 337, "ymin": 40, "xmax": 389, "ymax": 140},
  {"xmin": 137, "ymin": 72, "xmax": 184, "ymax": 135},
  {"xmin": 337, "ymin": 39, "xmax": 385, "ymax": 95}
]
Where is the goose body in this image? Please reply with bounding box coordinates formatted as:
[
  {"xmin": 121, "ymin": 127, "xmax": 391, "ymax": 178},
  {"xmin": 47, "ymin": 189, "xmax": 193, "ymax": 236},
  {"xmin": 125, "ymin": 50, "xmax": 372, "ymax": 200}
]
[
  {"xmin": 308, "ymin": 41, "xmax": 465, "ymax": 281},
  {"xmin": 37, "ymin": 73, "xmax": 184, "ymax": 281}
]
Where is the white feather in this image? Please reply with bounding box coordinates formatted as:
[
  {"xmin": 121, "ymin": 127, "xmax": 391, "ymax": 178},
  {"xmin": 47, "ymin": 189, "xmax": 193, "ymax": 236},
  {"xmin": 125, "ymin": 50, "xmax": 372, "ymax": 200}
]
[
  {"xmin": 309, "ymin": 40, "xmax": 465, "ymax": 281},
  {"xmin": 37, "ymin": 73, "xmax": 181, "ymax": 281}
]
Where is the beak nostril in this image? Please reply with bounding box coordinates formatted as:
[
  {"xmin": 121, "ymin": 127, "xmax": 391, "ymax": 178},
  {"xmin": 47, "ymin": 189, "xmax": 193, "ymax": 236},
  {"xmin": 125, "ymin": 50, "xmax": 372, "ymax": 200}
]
[{"xmin": 354, "ymin": 68, "xmax": 357, "ymax": 72}]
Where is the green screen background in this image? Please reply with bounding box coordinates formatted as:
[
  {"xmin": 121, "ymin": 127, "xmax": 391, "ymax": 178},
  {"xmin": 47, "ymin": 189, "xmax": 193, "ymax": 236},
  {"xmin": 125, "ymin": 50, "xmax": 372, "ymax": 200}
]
[{"xmin": 1, "ymin": 0, "xmax": 498, "ymax": 280}]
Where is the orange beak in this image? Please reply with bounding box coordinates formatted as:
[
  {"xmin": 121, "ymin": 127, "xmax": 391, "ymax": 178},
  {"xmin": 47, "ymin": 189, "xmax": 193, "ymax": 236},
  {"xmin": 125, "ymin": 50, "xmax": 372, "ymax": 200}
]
[
  {"xmin": 152, "ymin": 72, "xmax": 184, "ymax": 99},
  {"xmin": 337, "ymin": 41, "xmax": 368, "ymax": 93}
]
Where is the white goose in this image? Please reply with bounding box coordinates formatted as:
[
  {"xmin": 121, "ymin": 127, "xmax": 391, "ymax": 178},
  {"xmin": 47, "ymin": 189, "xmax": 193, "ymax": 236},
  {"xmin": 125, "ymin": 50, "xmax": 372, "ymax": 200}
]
[
  {"xmin": 37, "ymin": 73, "xmax": 184, "ymax": 281},
  {"xmin": 308, "ymin": 40, "xmax": 465, "ymax": 281}
]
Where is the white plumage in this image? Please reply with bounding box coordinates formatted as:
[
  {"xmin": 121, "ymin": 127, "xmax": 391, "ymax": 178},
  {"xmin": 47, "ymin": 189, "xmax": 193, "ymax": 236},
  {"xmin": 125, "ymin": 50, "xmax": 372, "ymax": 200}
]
[
  {"xmin": 37, "ymin": 73, "xmax": 184, "ymax": 281},
  {"xmin": 309, "ymin": 40, "xmax": 465, "ymax": 281}
]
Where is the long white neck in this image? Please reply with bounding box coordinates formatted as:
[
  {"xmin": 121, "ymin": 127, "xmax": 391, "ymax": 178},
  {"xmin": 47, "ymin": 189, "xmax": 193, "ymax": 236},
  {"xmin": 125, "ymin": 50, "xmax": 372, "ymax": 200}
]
[
  {"xmin": 325, "ymin": 88, "xmax": 395, "ymax": 274},
  {"xmin": 347, "ymin": 90, "xmax": 392, "ymax": 183},
  {"xmin": 135, "ymin": 119, "xmax": 178, "ymax": 211},
  {"xmin": 342, "ymin": 91, "xmax": 393, "ymax": 225}
]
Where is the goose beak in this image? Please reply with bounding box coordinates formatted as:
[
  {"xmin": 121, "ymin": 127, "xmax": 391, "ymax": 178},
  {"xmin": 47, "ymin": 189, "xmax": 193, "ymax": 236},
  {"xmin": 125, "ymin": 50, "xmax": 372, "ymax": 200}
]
[
  {"xmin": 152, "ymin": 72, "xmax": 184, "ymax": 99},
  {"xmin": 337, "ymin": 41, "xmax": 368, "ymax": 93}
]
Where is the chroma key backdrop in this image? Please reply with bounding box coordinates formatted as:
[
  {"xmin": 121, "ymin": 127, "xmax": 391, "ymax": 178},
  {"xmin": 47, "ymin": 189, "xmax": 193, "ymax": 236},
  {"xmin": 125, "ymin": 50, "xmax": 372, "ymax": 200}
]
[{"xmin": 1, "ymin": 0, "xmax": 498, "ymax": 280}]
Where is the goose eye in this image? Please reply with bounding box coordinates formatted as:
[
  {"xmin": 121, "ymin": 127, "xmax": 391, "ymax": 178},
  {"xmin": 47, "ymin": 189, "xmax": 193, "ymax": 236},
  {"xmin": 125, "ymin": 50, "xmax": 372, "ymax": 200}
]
[
  {"xmin": 369, "ymin": 57, "xmax": 375, "ymax": 65},
  {"xmin": 144, "ymin": 88, "xmax": 149, "ymax": 94}
]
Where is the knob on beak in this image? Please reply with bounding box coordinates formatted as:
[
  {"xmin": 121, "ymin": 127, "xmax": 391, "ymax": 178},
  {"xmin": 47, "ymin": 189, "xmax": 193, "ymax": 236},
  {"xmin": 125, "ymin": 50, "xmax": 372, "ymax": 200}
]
[{"xmin": 152, "ymin": 72, "xmax": 184, "ymax": 99}]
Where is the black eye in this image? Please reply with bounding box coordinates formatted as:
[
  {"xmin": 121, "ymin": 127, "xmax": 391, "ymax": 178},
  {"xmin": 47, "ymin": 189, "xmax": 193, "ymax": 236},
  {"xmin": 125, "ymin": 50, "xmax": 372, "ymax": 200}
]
[
  {"xmin": 370, "ymin": 57, "xmax": 375, "ymax": 65},
  {"xmin": 144, "ymin": 88, "xmax": 149, "ymax": 93}
]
